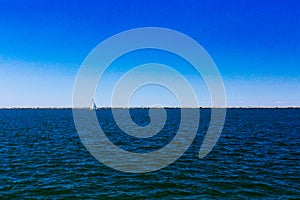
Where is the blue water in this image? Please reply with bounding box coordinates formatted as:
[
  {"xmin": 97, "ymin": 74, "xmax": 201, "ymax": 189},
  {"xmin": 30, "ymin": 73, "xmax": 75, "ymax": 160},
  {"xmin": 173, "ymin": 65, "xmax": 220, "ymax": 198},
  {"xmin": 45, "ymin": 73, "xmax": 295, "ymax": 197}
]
[{"xmin": 0, "ymin": 108, "xmax": 299, "ymax": 199}]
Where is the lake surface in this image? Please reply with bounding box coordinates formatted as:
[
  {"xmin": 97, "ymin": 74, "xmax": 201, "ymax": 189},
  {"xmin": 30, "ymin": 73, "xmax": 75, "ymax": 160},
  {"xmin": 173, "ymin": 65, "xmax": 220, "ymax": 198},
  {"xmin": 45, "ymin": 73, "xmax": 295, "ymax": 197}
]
[{"xmin": 0, "ymin": 108, "xmax": 299, "ymax": 199}]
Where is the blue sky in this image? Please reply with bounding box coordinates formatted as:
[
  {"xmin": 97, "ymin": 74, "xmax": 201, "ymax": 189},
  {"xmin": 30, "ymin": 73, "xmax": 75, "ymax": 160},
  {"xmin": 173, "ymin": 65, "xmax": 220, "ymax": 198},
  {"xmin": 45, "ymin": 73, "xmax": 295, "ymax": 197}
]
[{"xmin": 0, "ymin": 0, "xmax": 299, "ymax": 107}]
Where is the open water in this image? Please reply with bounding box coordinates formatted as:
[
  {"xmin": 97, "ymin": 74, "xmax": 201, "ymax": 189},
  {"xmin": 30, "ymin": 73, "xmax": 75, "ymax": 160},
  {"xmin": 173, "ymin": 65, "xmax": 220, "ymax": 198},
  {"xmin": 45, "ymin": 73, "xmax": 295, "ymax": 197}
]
[{"xmin": 0, "ymin": 108, "xmax": 299, "ymax": 199}]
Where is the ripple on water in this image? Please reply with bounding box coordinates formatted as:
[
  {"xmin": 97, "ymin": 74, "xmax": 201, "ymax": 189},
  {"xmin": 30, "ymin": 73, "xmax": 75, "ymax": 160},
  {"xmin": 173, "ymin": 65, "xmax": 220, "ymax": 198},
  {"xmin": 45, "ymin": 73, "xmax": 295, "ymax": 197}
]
[{"xmin": 0, "ymin": 108, "xmax": 299, "ymax": 198}]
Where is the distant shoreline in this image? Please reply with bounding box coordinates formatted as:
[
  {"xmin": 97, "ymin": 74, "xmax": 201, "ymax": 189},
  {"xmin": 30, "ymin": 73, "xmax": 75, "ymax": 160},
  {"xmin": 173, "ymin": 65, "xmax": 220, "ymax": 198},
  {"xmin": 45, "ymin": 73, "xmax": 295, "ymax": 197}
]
[{"xmin": 1, "ymin": 106, "xmax": 299, "ymax": 109}]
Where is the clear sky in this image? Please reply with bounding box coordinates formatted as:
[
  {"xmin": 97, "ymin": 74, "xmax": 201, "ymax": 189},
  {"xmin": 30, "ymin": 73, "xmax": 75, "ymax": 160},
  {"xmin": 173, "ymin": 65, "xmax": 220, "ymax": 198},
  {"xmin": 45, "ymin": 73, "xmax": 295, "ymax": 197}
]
[{"xmin": 0, "ymin": 0, "xmax": 299, "ymax": 107}]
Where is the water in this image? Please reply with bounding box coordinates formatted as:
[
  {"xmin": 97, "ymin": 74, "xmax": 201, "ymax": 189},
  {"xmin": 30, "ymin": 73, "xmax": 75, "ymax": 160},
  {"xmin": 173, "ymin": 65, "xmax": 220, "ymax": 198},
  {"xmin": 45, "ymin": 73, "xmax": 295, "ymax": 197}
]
[{"xmin": 0, "ymin": 108, "xmax": 299, "ymax": 199}]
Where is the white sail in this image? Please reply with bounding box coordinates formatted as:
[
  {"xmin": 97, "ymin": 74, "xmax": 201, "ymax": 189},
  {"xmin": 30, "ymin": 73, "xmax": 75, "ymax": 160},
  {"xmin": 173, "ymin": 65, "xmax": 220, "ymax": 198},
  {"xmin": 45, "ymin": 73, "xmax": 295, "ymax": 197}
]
[{"xmin": 89, "ymin": 99, "xmax": 97, "ymax": 110}]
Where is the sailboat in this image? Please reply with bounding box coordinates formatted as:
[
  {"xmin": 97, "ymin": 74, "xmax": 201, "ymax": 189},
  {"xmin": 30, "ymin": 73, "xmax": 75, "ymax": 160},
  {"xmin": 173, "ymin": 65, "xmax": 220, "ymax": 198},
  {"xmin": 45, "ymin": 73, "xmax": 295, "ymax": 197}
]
[{"xmin": 89, "ymin": 99, "xmax": 97, "ymax": 110}]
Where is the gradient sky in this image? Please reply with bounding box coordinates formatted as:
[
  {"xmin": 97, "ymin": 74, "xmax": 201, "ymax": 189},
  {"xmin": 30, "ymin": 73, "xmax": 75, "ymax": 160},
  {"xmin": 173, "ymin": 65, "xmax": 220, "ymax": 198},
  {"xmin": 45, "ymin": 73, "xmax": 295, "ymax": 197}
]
[{"xmin": 0, "ymin": 0, "xmax": 299, "ymax": 107}]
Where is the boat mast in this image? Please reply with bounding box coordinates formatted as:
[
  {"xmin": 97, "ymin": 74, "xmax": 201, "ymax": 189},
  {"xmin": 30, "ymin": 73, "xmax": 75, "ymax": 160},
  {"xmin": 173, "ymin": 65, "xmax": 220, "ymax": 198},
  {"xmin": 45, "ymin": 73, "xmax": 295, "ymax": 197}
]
[{"xmin": 90, "ymin": 98, "xmax": 97, "ymax": 110}]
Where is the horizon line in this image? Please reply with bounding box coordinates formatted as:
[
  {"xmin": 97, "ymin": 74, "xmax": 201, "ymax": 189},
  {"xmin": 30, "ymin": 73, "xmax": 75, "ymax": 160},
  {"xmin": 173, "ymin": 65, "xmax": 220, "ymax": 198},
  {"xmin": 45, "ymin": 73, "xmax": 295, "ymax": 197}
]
[{"xmin": 1, "ymin": 106, "xmax": 300, "ymax": 109}]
